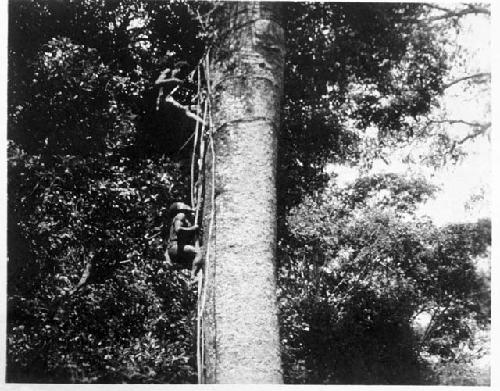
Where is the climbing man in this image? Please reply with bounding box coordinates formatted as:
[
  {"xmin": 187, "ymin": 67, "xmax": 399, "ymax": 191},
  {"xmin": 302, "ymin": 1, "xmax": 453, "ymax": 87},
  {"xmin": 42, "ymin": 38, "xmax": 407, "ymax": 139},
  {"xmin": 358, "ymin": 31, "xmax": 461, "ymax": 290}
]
[{"xmin": 165, "ymin": 201, "xmax": 203, "ymax": 280}]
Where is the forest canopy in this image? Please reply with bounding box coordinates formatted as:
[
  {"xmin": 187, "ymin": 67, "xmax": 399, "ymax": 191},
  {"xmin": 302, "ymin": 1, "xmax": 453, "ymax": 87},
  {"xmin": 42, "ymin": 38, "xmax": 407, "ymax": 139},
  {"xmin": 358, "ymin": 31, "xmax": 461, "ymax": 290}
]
[{"xmin": 7, "ymin": 0, "xmax": 490, "ymax": 384}]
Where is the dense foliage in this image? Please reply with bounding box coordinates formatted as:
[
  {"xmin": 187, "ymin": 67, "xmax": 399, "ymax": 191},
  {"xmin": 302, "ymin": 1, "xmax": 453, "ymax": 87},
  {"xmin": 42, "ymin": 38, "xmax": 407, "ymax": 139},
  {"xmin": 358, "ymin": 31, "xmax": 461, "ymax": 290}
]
[
  {"xmin": 7, "ymin": 0, "xmax": 490, "ymax": 384},
  {"xmin": 279, "ymin": 2, "xmax": 448, "ymax": 210},
  {"xmin": 8, "ymin": 0, "xmax": 204, "ymax": 382},
  {"xmin": 279, "ymin": 174, "xmax": 490, "ymax": 384}
]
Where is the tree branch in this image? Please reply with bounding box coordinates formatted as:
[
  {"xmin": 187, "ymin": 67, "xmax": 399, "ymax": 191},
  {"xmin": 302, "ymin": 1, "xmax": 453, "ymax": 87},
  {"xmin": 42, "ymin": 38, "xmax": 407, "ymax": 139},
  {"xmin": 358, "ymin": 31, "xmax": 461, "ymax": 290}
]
[
  {"xmin": 426, "ymin": 119, "xmax": 491, "ymax": 158},
  {"xmin": 419, "ymin": 304, "xmax": 450, "ymax": 347},
  {"xmin": 423, "ymin": 2, "xmax": 490, "ymax": 15},
  {"xmin": 457, "ymin": 124, "xmax": 491, "ymax": 144},
  {"xmin": 429, "ymin": 119, "xmax": 491, "ymax": 129},
  {"xmin": 164, "ymin": 96, "xmax": 206, "ymax": 125},
  {"xmin": 421, "ymin": 3, "xmax": 456, "ymax": 13},
  {"xmin": 412, "ymin": 3, "xmax": 490, "ymax": 23},
  {"xmin": 71, "ymin": 259, "xmax": 93, "ymax": 294},
  {"xmin": 451, "ymin": 123, "xmax": 491, "ymax": 153},
  {"xmin": 443, "ymin": 72, "xmax": 490, "ymax": 89},
  {"xmin": 419, "ymin": 308, "xmax": 438, "ymax": 346},
  {"xmin": 437, "ymin": 120, "xmax": 491, "ymax": 156}
]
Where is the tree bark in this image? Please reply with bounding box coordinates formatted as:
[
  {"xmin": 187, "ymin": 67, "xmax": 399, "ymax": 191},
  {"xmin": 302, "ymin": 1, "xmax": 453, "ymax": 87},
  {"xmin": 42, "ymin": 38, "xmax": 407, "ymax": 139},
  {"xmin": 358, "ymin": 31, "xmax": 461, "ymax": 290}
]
[{"xmin": 201, "ymin": 1, "xmax": 285, "ymax": 383}]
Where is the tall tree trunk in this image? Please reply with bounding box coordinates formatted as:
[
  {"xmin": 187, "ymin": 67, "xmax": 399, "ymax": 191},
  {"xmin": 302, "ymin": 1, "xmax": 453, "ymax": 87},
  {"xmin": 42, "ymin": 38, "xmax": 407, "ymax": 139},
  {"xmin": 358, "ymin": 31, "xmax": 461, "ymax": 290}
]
[{"xmin": 201, "ymin": 1, "xmax": 285, "ymax": 383}]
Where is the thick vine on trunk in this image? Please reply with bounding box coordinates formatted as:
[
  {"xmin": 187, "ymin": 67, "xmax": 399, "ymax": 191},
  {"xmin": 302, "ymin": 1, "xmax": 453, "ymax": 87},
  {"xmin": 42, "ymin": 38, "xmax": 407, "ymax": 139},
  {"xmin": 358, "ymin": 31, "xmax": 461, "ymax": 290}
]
[{"xmin": 201, "ymin": 1, "xmax": 285, "ymax": 383}]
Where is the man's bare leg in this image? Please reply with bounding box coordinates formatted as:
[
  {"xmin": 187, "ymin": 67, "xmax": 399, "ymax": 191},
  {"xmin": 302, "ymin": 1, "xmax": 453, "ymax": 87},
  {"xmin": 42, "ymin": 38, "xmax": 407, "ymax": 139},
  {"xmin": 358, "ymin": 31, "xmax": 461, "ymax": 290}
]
[{"xmin": 190, "ymin": 252, "xmax": 203, "ymax": 280}]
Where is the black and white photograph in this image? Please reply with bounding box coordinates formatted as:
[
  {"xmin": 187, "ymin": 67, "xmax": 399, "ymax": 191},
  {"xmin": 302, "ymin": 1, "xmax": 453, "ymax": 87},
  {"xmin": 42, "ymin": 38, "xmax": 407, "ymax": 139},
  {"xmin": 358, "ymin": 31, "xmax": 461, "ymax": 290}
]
[{"xmin": 3, "ymin": 0, "xmax": 493, "ymax": 385}]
